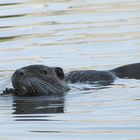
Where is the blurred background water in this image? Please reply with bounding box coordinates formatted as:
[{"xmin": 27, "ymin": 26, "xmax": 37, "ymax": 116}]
[{"xmin": 0, "ymin": 0, "xmax": 140, "ymax": 140}]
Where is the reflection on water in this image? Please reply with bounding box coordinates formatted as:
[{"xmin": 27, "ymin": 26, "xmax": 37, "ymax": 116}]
[
  {"xmin": 13, "ymin": 96, "xmax": 65, "ymax": 115},
  {"xmin": 0, "ymin": 0, "xmax": 140, "ymax": 140}
]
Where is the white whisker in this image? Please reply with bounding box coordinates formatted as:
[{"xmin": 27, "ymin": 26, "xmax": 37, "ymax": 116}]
[
  {"xmin": 30, "ymin": 78, "xmax": 59, "ymax": 95},
  {"xmin": 0, "ymin": 79, "xmax": 11, "ymax": 89}
]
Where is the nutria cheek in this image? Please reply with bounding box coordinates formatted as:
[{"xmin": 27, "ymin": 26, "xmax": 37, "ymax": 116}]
[{"xmin": 14, "ymin": 86, "xmax": 29, "ymax": 96}]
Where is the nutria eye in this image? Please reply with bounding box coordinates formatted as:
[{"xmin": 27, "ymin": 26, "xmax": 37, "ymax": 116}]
[{"xmin": 40, "ymin": 70, "xmax": 47, "ymax": 75}]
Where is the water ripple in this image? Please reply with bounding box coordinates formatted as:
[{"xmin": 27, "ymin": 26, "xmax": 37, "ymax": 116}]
[{"xmin": 0, "ymin": 0, "xmax": 140, "ymax": 140}]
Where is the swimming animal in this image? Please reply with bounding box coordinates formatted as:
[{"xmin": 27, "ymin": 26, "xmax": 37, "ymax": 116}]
[{"xmin": 3, "ymin": 63, "xmax": 140, "ymax": 96}]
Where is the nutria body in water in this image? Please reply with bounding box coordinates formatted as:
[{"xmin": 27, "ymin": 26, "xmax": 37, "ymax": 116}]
[{"xmin": 3, "ymin": 63, "xmax": 140, "ymax": 96}]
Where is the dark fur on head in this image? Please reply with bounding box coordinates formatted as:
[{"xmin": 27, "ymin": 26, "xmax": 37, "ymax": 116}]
[{"xmin": 12, "ymin": 65, "xmax": 69, "ymax": 96}]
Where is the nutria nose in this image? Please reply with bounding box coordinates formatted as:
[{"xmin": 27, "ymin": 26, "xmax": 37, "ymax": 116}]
[{"xmin": 15, "ymin": 69, "xmax": 25, "ymax": 76}]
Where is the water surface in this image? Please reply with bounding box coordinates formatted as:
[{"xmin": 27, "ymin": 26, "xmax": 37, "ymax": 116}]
[{"xmin": 0, "ymin": 0, "xmax": 140, "ymax": 140}]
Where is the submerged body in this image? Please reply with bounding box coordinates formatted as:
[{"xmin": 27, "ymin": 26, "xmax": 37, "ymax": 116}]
[
  {"xmin": 66, "ymin": 63, "xmax": 140, "ymax": 84},
  {"xmin": 110, "ymin": 63, "xmax": 140, "ymax": 79},
  {"xmin": 65, "ymin": 70, "xmax": 115, "ymax": 85},
  {"xmin": 3, "ymin": 63, "xmax": 140, "ymax": 96}
]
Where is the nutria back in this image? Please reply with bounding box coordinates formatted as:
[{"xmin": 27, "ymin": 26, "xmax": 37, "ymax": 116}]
[
  {"xmin": 110, "ymin": 63, "xmax": 140, "ymax": 79},
  {"xmin": 65, "ymin": 70, "xmax": 116, "ymax": 85}
]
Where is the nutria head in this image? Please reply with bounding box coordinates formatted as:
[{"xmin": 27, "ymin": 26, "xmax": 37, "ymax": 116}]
[{"xmin": 12, "ymin": 65, "xmax": 69, "ymax": 96}]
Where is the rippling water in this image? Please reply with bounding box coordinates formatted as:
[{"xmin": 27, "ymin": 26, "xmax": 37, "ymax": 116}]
[{"xmin": 0, "ymin": 0, "xmax": 140, "ymax": 140}]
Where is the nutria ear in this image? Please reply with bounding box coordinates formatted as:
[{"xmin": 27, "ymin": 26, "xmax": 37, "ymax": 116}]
[{"xmin": 55, "ymin": 67, "xmax": 64, "ymax": 80}]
